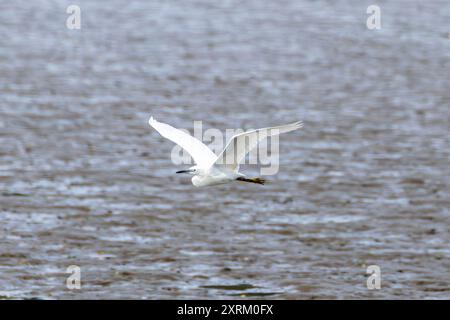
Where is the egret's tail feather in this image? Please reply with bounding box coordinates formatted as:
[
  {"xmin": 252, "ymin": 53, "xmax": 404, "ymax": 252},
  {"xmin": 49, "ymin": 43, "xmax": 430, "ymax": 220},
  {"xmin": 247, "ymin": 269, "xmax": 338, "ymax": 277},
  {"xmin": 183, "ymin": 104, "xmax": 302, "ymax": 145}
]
[{"xmin": 236, "ymin": 177, "xmax": 266, "ymax": 185}]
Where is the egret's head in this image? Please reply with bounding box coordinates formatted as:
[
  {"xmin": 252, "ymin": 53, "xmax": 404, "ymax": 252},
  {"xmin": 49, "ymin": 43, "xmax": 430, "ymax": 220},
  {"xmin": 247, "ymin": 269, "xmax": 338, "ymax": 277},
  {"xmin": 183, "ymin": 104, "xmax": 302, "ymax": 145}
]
[{"xmin": 176, "ymin": 166, "xmax": 198, "ymax": 175}]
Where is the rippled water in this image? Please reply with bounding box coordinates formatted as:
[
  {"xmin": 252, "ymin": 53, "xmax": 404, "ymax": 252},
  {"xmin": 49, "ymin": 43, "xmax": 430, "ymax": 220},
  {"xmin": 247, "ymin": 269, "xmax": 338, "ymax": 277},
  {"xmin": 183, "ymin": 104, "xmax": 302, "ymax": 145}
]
[{"xmin": 0, "ymin": 0, "xmax": 449, "ymax": 299}]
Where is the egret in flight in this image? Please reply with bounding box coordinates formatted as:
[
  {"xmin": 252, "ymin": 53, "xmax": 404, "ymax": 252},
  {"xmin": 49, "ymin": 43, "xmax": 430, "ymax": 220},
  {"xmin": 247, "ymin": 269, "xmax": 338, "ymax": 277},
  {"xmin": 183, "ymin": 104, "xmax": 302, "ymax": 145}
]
[{"xmin": 148, "ymin": 117, "xmax": 302, "ymax": 187}]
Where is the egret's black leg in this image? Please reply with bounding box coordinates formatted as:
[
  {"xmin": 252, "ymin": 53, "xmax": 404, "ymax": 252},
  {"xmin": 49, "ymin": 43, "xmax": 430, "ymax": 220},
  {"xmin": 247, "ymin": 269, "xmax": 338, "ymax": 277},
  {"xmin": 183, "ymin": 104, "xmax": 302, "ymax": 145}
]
[{"xmin": 236, "ymin": 177, "xmax": 266, "ymax": 185}]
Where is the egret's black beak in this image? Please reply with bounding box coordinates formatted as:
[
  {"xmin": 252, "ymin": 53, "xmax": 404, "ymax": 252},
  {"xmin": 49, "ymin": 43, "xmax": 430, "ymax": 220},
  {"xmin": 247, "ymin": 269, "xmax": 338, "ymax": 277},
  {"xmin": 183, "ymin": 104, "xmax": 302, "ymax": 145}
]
[{"xmin": 176, "ymin": 169, "xmax": 192, "ymax": 174}]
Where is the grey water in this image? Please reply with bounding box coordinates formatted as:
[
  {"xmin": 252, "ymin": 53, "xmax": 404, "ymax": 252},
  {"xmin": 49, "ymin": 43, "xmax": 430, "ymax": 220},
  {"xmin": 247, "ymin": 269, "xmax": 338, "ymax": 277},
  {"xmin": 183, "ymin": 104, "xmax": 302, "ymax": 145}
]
[{"xmin": 0, "ymin": 0, "xmax": 449, "ymax": 299}]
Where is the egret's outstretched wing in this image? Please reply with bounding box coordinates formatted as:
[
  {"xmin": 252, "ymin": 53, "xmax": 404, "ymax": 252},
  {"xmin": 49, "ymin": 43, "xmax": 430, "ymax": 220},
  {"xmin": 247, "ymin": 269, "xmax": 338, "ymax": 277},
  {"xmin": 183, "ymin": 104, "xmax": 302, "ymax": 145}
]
[
  {"xmin": 215, "ymin": 121, "xmax": 302, "ymax": 171},
  {"xmin": 149, "ymin": 117, "xmax": 217, "ymax": 167}
]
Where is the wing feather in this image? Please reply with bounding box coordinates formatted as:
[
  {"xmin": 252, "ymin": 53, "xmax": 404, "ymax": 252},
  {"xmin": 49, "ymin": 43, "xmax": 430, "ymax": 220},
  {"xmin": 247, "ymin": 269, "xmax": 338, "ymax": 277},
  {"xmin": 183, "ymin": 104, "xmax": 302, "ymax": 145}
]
[
  {"xmin": 149, "ymin": 117, "xmax": 217, "ymax": 167},
  {"xmin": 215, "ymin": 121, "xmax": 302, "ymax": 171}
]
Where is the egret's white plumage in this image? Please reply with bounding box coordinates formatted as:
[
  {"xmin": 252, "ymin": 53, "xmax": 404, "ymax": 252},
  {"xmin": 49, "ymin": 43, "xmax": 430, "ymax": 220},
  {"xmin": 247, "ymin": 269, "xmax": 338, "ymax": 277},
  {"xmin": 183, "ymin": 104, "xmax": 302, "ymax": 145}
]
[
  {"xmin": 214, "ymin": 122, "xmax": 303, "ymax": 173},
  {"xmin": 148, "ymin": 116, "xmax": 302, "ymax": 187},
  {"xmin": 148, "ymin": 117, "xmax": 217, "ymax": 168}
]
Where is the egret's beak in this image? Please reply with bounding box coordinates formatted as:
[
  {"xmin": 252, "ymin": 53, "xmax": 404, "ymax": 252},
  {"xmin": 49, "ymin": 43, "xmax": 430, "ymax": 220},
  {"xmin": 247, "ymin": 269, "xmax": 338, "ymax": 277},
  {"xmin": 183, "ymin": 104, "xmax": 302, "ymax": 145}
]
[{"xmin": 176, "ymin": 169, "xmax": 193, "ymax": 174}]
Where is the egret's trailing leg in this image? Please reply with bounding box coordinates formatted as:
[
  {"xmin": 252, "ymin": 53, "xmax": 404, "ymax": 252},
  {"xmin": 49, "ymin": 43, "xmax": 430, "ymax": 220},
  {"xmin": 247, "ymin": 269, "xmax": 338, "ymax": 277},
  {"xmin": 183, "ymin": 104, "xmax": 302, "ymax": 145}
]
[{"xmin": 236, "ymin": 177, "xmax": 266, "ymax": 185}]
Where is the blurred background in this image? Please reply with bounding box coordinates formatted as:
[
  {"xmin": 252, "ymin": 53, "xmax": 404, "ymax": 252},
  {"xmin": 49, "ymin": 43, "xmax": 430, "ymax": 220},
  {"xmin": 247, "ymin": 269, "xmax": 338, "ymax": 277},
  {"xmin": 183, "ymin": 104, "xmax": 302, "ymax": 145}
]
[{"xmin": 0, "ymin": 0, "xmax": 449, "ymax": 299}]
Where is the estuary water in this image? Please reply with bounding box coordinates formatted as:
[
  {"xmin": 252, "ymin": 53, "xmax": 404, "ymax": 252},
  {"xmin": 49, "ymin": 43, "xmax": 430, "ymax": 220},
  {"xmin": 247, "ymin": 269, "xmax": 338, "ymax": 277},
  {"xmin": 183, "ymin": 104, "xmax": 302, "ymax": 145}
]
[{"xmin": 0, "ymin": 0, "xmax": 449, "ymax": 299}]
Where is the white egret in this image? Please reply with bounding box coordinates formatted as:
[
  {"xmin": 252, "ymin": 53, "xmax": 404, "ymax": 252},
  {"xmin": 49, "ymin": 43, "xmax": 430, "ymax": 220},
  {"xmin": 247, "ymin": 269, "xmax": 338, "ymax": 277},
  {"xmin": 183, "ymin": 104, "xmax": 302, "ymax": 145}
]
[{"xmin": 148, "ymin": 117, "xmax": 302, "ymax": 187}]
